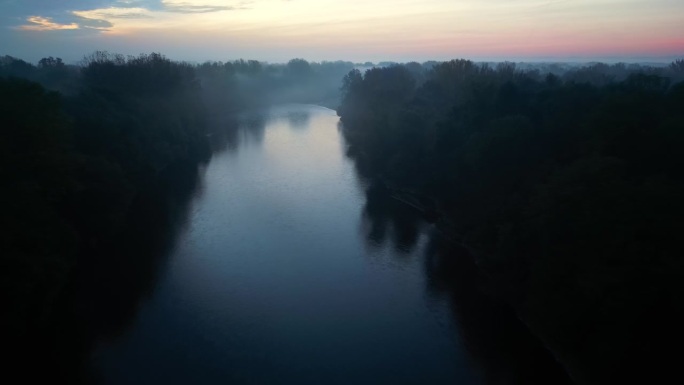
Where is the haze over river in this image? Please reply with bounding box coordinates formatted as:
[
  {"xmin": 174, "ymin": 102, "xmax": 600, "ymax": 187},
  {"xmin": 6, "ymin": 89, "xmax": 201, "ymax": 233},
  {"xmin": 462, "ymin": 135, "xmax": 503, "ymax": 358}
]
[{"xmin": 91, "ymin": 104, "xmax": 569, "ymax": 385}]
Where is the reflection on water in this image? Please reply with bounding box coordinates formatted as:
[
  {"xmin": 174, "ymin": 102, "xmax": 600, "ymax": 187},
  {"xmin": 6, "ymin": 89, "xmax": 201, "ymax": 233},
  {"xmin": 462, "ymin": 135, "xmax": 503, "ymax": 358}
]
[
  {"xmin": 85, "ymin": 104, "xmax": 570, "ymax": 385},
  {"xmin": 286, "ymin": 110, "xmax": 311, "ymax": 129},
  {"xmin": 26, "ymin": 161, "xmax": 202, "ymax": 384},
  {"xmin": 208, "ymin": 105, "xmax": 313, "ymax": 154},
  {"xmin": 361, "ymin": 187, "xmax": 572, "ymax": 385},
  {"xmin": 425, "ymin": 240, "xmax": 572, "ymax": 385},
  {"xmin": 360, "ymin": 183, "xmax": 425, "ymax": 255},
  {"xmin": 81, "ymin": 163, "xmax": 200, "ymax": 338}
]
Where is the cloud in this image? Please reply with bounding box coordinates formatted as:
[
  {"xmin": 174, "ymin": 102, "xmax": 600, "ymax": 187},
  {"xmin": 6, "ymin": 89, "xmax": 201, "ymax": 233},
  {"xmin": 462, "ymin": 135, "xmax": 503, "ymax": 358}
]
[
  {"xmin": 5, "ymin": 0, "xmax": 683, "ymax": 62},
  {"xmin": 73, "ymin": 7, "xmax": 153, "ymax": 20},
  {"xmin": 19, "ymin": 16, "xmax": 79, "ymax": 31},
  {"xmin": 69, "ymin": 6, "xmax": 153, "ymax": 32},
  {"xmin": 161, "ymin": 0, "xmax": 250, "ymax": 13}
]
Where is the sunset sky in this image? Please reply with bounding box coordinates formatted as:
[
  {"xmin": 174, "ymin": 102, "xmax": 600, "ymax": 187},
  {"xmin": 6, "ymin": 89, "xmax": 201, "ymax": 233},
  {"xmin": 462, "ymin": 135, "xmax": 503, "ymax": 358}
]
[{"xmin": 1, "ymin": 0, "xmax": 682, "ymax": 63}]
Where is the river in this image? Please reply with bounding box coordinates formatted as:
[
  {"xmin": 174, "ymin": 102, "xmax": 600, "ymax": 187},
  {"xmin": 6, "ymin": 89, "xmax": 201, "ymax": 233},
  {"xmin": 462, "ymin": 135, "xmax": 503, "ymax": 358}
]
[{"xmin": 89, "ymin": 104, "xmax": 570, "ymax": 384}]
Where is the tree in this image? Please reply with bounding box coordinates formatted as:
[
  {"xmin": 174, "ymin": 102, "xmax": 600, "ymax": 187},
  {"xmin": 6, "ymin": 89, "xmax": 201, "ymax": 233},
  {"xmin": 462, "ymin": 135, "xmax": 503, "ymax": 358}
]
[
  {"xmin": 286, "ymin": 58, "xmax": 312, "ymax": 79},
  {"xmin": 38, "ymin": 57, "xmax": 64, "ymax": 69}
]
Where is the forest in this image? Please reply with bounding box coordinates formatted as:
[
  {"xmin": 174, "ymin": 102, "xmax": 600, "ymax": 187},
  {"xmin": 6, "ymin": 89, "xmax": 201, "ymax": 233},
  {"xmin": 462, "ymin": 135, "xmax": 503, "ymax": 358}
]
[
  {"xmin": 2, "ymin": 52, "xmax": 683, "ymax": 383},
  {"xmin": 1, "ymin": 53, "xmax": 213, "ymax": 378},
  {"xmin": 0, "ymin": 52, "xmax": 353, "ymax": 380},
  {"xmin": 338, "ymin": 59, "xmax": 684, "ymax": 384}
]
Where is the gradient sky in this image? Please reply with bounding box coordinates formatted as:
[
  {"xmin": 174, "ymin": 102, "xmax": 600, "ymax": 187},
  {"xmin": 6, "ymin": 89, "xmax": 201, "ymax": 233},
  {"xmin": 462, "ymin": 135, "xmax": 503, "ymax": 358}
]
[{"xmin": 1, "ymin": 0, "xmax": 682, "ymax": 63}]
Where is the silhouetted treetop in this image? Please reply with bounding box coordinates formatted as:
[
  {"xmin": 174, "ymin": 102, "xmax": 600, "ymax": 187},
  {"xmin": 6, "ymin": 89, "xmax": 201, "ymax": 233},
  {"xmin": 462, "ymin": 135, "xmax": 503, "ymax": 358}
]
[{"xmin": 337, "ymin": 59, "xmax": 684, "ymax": 384}]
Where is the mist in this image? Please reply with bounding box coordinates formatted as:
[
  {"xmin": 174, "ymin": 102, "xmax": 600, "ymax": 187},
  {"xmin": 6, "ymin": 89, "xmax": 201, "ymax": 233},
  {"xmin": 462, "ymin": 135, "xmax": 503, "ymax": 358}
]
[{"xmin": 2, "ymin": 43, "xmax": 684, "ymax": 385}]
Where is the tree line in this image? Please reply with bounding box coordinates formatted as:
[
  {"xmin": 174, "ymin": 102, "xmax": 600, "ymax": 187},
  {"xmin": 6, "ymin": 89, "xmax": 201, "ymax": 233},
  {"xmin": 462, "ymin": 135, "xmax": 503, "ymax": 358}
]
[
  {"xmin": 0, "ymin": 53, "xmax": 362, "ymax": 381},
  {"xmin": 337, "ymin": 59, "xmax": 684, "ymax": 384},
  {"xmin": 3, "ymin": 51, "xmax": 683, "ymax": 382},
  {"xmin": 0, "ymin": 52, "xmax": 355, "ymax": 338},
  {"xmin": 1, "ymin": 52, "xmax": 214, "ymax": 359}
]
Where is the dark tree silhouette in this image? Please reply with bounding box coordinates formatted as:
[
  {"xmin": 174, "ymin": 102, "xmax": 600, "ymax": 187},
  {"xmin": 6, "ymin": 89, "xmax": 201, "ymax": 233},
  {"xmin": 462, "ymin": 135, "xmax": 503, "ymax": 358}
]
[{"xmin": 338, "ymin": 59, "xmax": 684, "ymax": 384}]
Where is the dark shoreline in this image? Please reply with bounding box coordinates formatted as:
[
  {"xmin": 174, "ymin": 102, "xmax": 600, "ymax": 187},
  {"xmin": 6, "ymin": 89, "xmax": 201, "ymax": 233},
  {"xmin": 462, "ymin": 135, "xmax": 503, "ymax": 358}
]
[{"xmin": 367, "ymin": 178, "xmax": 576, "ymax": 384}]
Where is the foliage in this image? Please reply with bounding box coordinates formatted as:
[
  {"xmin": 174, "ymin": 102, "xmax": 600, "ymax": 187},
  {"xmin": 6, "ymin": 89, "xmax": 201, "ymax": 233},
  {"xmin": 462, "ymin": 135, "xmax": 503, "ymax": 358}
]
[
  {"xmin": 1, "ymin": 53, "xmax": 211, "ymax": 349},
  {"xmin": 195, "ymin": 57, "xmax": 355, "ymax": 110},
  {"xmin": 338, "ymin": 59, "xmax": 684, "ymax": 383}
]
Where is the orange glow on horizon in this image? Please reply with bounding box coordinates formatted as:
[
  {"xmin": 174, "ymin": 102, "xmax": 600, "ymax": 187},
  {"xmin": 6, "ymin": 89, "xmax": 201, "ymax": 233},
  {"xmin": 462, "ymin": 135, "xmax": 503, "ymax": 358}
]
[{"xmin": 9, "ymin": 0, "xmax": 684, "ymax": 61}]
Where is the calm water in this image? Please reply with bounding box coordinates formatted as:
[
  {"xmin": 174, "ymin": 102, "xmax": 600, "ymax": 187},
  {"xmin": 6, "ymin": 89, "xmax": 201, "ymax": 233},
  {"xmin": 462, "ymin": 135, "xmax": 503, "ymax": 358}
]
[{"xmin": 91, "ymin": 104, "xmax": 569, "ymax": 385}]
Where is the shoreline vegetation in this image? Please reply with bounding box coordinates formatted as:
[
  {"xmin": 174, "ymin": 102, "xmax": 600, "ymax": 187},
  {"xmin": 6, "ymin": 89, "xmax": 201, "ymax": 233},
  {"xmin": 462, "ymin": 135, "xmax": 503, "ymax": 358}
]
[
  {"xmin": 2, "ymin": 52, "xmax": 683, "ymax": 383},
  {"xmin": 0, "ymin": 52, "xmax": 355, "ymax": 382},
  {"xmin": 337, "ymin": 59, "xmax": 684, "ymax": 384},
  {"xmin": 366, "ymin": 180, "xmax": 577, "ymax": 382},
  {"xmin": 1, "ymin": 53, "xmax": 212, "ymax": 382}
]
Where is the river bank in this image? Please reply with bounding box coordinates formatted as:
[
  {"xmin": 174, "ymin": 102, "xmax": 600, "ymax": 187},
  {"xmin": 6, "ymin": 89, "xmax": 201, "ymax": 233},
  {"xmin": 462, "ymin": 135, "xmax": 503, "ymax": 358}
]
[{"xmin": 89, "ymin": 104, "xmax": 573, "ymax": 384}]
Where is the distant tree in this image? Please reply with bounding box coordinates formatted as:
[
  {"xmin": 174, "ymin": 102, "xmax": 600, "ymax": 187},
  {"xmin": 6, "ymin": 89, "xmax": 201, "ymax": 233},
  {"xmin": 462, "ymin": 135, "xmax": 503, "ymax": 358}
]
[
  {"xmin": 0, "ymin": 55, "xmax": 35, "ymax": 78},
  {"xmin": 336, "ymin": 60, "xmax": 684, "ymax": 383},
  {"xmin": 670, "ymin": 59, "xmax": 684, "ymax": 73},
  {"xmin": 286, "ymin": 58, "xmax": 312, "ymax": 79},
  {"xmin": 38, "ymin": 57, "xmax": 64, "ymax": 69},
  {"xmin": 247, "ymin": 60, "xmax": 262, "ymax": 75},
  {"xmin": 404, "ymin": 62, "xmax": 425, "ymax": 84},
  {"xmin": 341, "ymin": 69, "xmax": 363, "ymax": 96},
  {"xmin": 496, "ymin": 61, "xmax": 517, "ymax": 75}
]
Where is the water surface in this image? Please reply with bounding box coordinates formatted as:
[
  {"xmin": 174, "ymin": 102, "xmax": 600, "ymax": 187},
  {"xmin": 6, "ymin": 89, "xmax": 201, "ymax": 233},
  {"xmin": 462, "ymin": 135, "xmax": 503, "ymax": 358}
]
[{"xmin": 92, "ymin": 104, "xmax": 568, "ymax": 385}]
